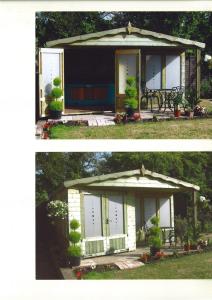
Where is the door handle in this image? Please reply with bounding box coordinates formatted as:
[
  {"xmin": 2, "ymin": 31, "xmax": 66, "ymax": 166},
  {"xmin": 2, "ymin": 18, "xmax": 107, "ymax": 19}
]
[{"xmin": 106, "ymin": 218, "xmax": 109, "ymax": 224}]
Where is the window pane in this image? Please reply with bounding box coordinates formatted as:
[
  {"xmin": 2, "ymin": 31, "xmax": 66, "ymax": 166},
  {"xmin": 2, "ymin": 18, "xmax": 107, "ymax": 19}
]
[
  {"xmin": 108, "ymin": 195, "xmax": 124, "ymax": 235},
  {"xmin": 84, "ymin": 194, "xmax": 102, "ymax": 238},
  {"xmin": 118, "ymin": 54, "xmax": 136, "ymax": 94},
  {"xmin": 159, "ymin": 198, "xmax": 170, "ymax": 227},
  {"xmin": 166, "ymin": 55, "xmax": 180, "ymax": 89},
  {"xmin": 144, "ymin": 197, "xmax": 156, "ymax": 228},
  {"xmin": 146, "ymin": 55, "xmax": 161, "ymax": 89}
]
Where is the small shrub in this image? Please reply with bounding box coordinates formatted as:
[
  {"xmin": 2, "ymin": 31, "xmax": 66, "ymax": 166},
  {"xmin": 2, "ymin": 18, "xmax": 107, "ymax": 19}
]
[
  {"xmin": 48, "ymin": 100, "xmax": 63, "ymax": 111},
  {"xmin": 70, "ymin": 219, "xmax": 80, "ymax": 230},
  {"xmin": 124, "ymin": 98, "xmax": 138, "ymax": 109},
  {"xmin": 185, "ymin": 88, "xmax": 200, "ymax": 109},
  {"xmin": 174, "ymin": 216, "xmax": 188, "ymax": 246},
  {"xmin": 52, "ymin": 87, "xmax": 63, "ymax": 99},
  {"xmin": 69, "ymin": 231, "xmax": 81, "ymax": 244},
  {"xmin": 47, "ymin": 200, "xmax": 68, "ymax": 219},
  {"xmin": 67, "ymin": 245, "xmax": 82, "ymax": 257},
  {"xmin": 53, "ymin": 77, "xmax": 62, "ymax": 87},
  {"xmin": 149, "ymin": 236, "xmax": 162, "ymax": 249},
  {"xmin": 125, "ymin": 86, "xmax": 137, "ymax": 98},
  {"xmin": 201, "ymin": 79, "xmax": 212, "ymax": 98},
  {"xmin": 150, "ymin": 216, "xmax": 160, "ymax": 226},
  {"xmin": 124, "ymin": 76, "xmax": 138, "ymax": 112},
  {"xmin": 148, "ymin": 216, "xmax": 162, "ymax": 256},
  {"xmin": 126, "ymin": 76, "xmax": 136, "ymax": 86}
]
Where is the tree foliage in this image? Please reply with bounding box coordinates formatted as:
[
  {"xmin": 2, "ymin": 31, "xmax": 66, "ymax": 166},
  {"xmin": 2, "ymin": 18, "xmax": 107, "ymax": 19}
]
[
  {"xmin": 36, "ymin": 11, "xmax": 212, "ymax": 54},
  {"xmin": 36, "ymin": 152, "xmax": 212, "ymax": 206},
  {"xmin": 94, "ymin": 152, "xmax": 212, "ymax": 201},
  {"xmin": 36, "ymin": 152, "xmax": 97, "ymax": 205}
]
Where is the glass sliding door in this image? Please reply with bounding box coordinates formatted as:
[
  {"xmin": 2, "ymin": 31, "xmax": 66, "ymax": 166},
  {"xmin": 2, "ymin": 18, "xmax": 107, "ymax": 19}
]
[{"xmin": 115, "ymin": 49, "xmax": 140, "ymax": 111}]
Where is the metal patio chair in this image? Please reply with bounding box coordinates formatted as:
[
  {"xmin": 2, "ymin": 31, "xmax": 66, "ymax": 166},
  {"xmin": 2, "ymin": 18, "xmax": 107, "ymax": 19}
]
[{"xmin": 140, "ymin": 81, "xmax": 161, "ymax": 112}]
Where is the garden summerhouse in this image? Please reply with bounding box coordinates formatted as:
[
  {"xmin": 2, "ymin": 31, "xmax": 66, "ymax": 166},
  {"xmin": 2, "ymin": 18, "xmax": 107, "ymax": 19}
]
[
  {"xmin": 54, "ymin": 167, "xmax": 200, "ymax": 258},
  {"xmin": 38, "ymin": 23, "xmax": 205, "ymax": 117}
]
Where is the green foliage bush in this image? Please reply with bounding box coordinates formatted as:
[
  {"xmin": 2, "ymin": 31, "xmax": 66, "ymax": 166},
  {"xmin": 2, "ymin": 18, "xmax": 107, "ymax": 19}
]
[
  {"xmin": 70, "ymin": 219, "xmax": 80, "ymax": 230},
  {"xmin": 69, "ymin": 231, "xmax": 81, "ymax": 244},
  {"xmin": 201, "ymin": 79, "xmax": 212, "ymax": 98},
  {"xmin": 68, "ymin": 219, "xmax": 81, "ymax": 258},
  {"xmin": 124, "ymin": 98, "xmax": 138, "ymax": 109},
  {"xmin": 53, "ymin": 77, "xmax": 62, "ymax": 87},
  {"xmin": 125, "ymin": 86, "xmax": 137, "ymax": 98},
  {"xmin": 126, "ymin": 76, "xmax": 136, "ymax": 86},
  {"xmin": 124, "ymin": 76, "xmax": 138, "ymax": 110},
  {"xmin": 149, "ymin": 236, "xmax": 162, "ymax": 248},
  {"xmin": 150, "ymin": 216, "xmax": 159, "ymax": 226},
  {"xmin": 148, "ymin": 216, "xmax": 162, "ymax": 251},
  {"xmin": 174, "ymin": 215, "xmax": 188, "ymax": 245},
  {"xmin": 67, "ymin": 245, "xmax": 82, "ymax": 257},
  {"xmin": 185, "ymin": 88, "xmax": 200, "ymax": 109},
  {"xmin": 52, "ymin": 87, "xmax": 63, "ymax": 99},
  {"xmin": 48, "ymin": 100, "xmax": 63, "ymax": 111}
]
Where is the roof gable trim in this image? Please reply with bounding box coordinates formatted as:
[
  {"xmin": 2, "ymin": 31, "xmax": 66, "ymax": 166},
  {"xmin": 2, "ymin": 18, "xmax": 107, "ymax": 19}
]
[
  {"xmin": 64, "ymin": 168, "xmax": 200, "ymax": 191},
  {"xmin": 46, "ymin": 26, "xmax": 205, "ymax": 49}
]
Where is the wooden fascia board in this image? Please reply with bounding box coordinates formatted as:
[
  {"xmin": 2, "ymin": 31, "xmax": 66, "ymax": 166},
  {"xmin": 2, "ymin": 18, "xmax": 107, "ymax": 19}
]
[
  {"xmin": 64, "ymin": 168, "xmax": 200, "ymax": 192},
  {"xmin": 64, "ymin": 169, "xmax": 141, "ymax": 188},
  {"xmin": 46, "ymin": 27, "xmax": 127, "ymax": 47},
  {"xmin": 46, "ymin": 26, "xmax": 205, "ymax": 49},
  {"xmin": 144, "ymin": 170, "xmax": 200, "ymax": 191},
  {"xmin": 132, "ymin": 28, "xmax": 205, "ymax": 49}
]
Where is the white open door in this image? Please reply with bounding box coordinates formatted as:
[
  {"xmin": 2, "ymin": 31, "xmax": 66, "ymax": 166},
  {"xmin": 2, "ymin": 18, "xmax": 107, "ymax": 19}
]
[{"xmin": 38, "ymin": 48, "xmax": 64, "ymax": 117}]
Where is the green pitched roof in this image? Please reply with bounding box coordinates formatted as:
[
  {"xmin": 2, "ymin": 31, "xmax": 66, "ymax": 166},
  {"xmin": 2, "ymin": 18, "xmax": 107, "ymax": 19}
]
[
  {"xmin": 46, "ymin": 26, "xmax": 205, "ymax": 49},
  {"xmin": 64, "ymin": 167, "xmax": 200, "ymax": 191}
]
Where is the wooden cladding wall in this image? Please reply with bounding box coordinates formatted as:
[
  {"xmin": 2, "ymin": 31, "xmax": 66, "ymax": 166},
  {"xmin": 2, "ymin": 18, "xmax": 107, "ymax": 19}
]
[{"xmin": 185, "ymin": 55, "xmax": 196, "ymax": 89}]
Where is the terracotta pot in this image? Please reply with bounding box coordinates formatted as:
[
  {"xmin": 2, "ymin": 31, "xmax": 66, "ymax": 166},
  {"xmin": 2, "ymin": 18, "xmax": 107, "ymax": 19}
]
[
  {"xmin": 174, "ymin": 110, "xmax": 181, "ymax": 118},
  {"xmin": 133, "ymin": 112, "xmax": 141, "ymax": 121}
]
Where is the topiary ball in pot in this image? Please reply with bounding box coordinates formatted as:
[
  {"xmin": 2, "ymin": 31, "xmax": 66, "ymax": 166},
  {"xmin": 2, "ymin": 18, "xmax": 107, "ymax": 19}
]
[
  {"xmin": 148, "ymin": 216, "xmax": 162, "ymax": 257},
  {"xmin": 124, "ymin": 76, "xmax": 138, "ymax": 117},
  {"xmin": 48, "ymin": 100, "xmax": 63, "ymax": 119},
  {"xmin": 67, "ymin": 245, "xmax": 82, "ymax": 267},
  {"xmin": 68, "ymin": 219, "xmax": 82, "ymax": 267}
]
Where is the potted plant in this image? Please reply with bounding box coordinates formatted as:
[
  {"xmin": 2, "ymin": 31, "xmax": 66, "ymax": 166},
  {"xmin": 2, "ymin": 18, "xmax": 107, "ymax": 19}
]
[
  {"xmin": 183, "ymin": 224, "xmax": 192, "ymax": 251},
  {"xmin": 185, "ymin": 107, "xmax": 194, "ymax": 118},
  {"xmin": 124, "ymin": 76, "xmax": 138, "ymax": 117},
  {"xmin": 68, "ymin": 219, "xmax": 82, "ymax": 267},
  {"xmin": 48, "ymin": 77, "xmax": 63, "ymax": 119},
  {"xmin": 173, "ymin": 94, "xmax": 182, "ymax": 117},
  {"xmin": 148, "ymin": 216, "xmax": 162, "ymax": 257}
]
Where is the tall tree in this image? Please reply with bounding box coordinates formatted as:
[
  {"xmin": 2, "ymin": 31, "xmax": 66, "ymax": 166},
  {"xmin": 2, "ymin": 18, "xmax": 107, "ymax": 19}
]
[
  {"xmin": 36, "ymin": 12, "xmax": 112, "ymax": 47},
  {"xmin": 36, "ymin": 152, "xmax": 96, "ymax": 205}
]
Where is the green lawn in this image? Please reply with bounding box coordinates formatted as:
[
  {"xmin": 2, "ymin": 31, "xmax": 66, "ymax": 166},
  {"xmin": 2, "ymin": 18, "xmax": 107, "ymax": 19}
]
[
  {"xmin": 49, "ymin": 118, "xmax": 212, "ymax": 139},
  {"xmin": 83, "ymin": 251, "xmax": 212, "ymax": 279}
]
